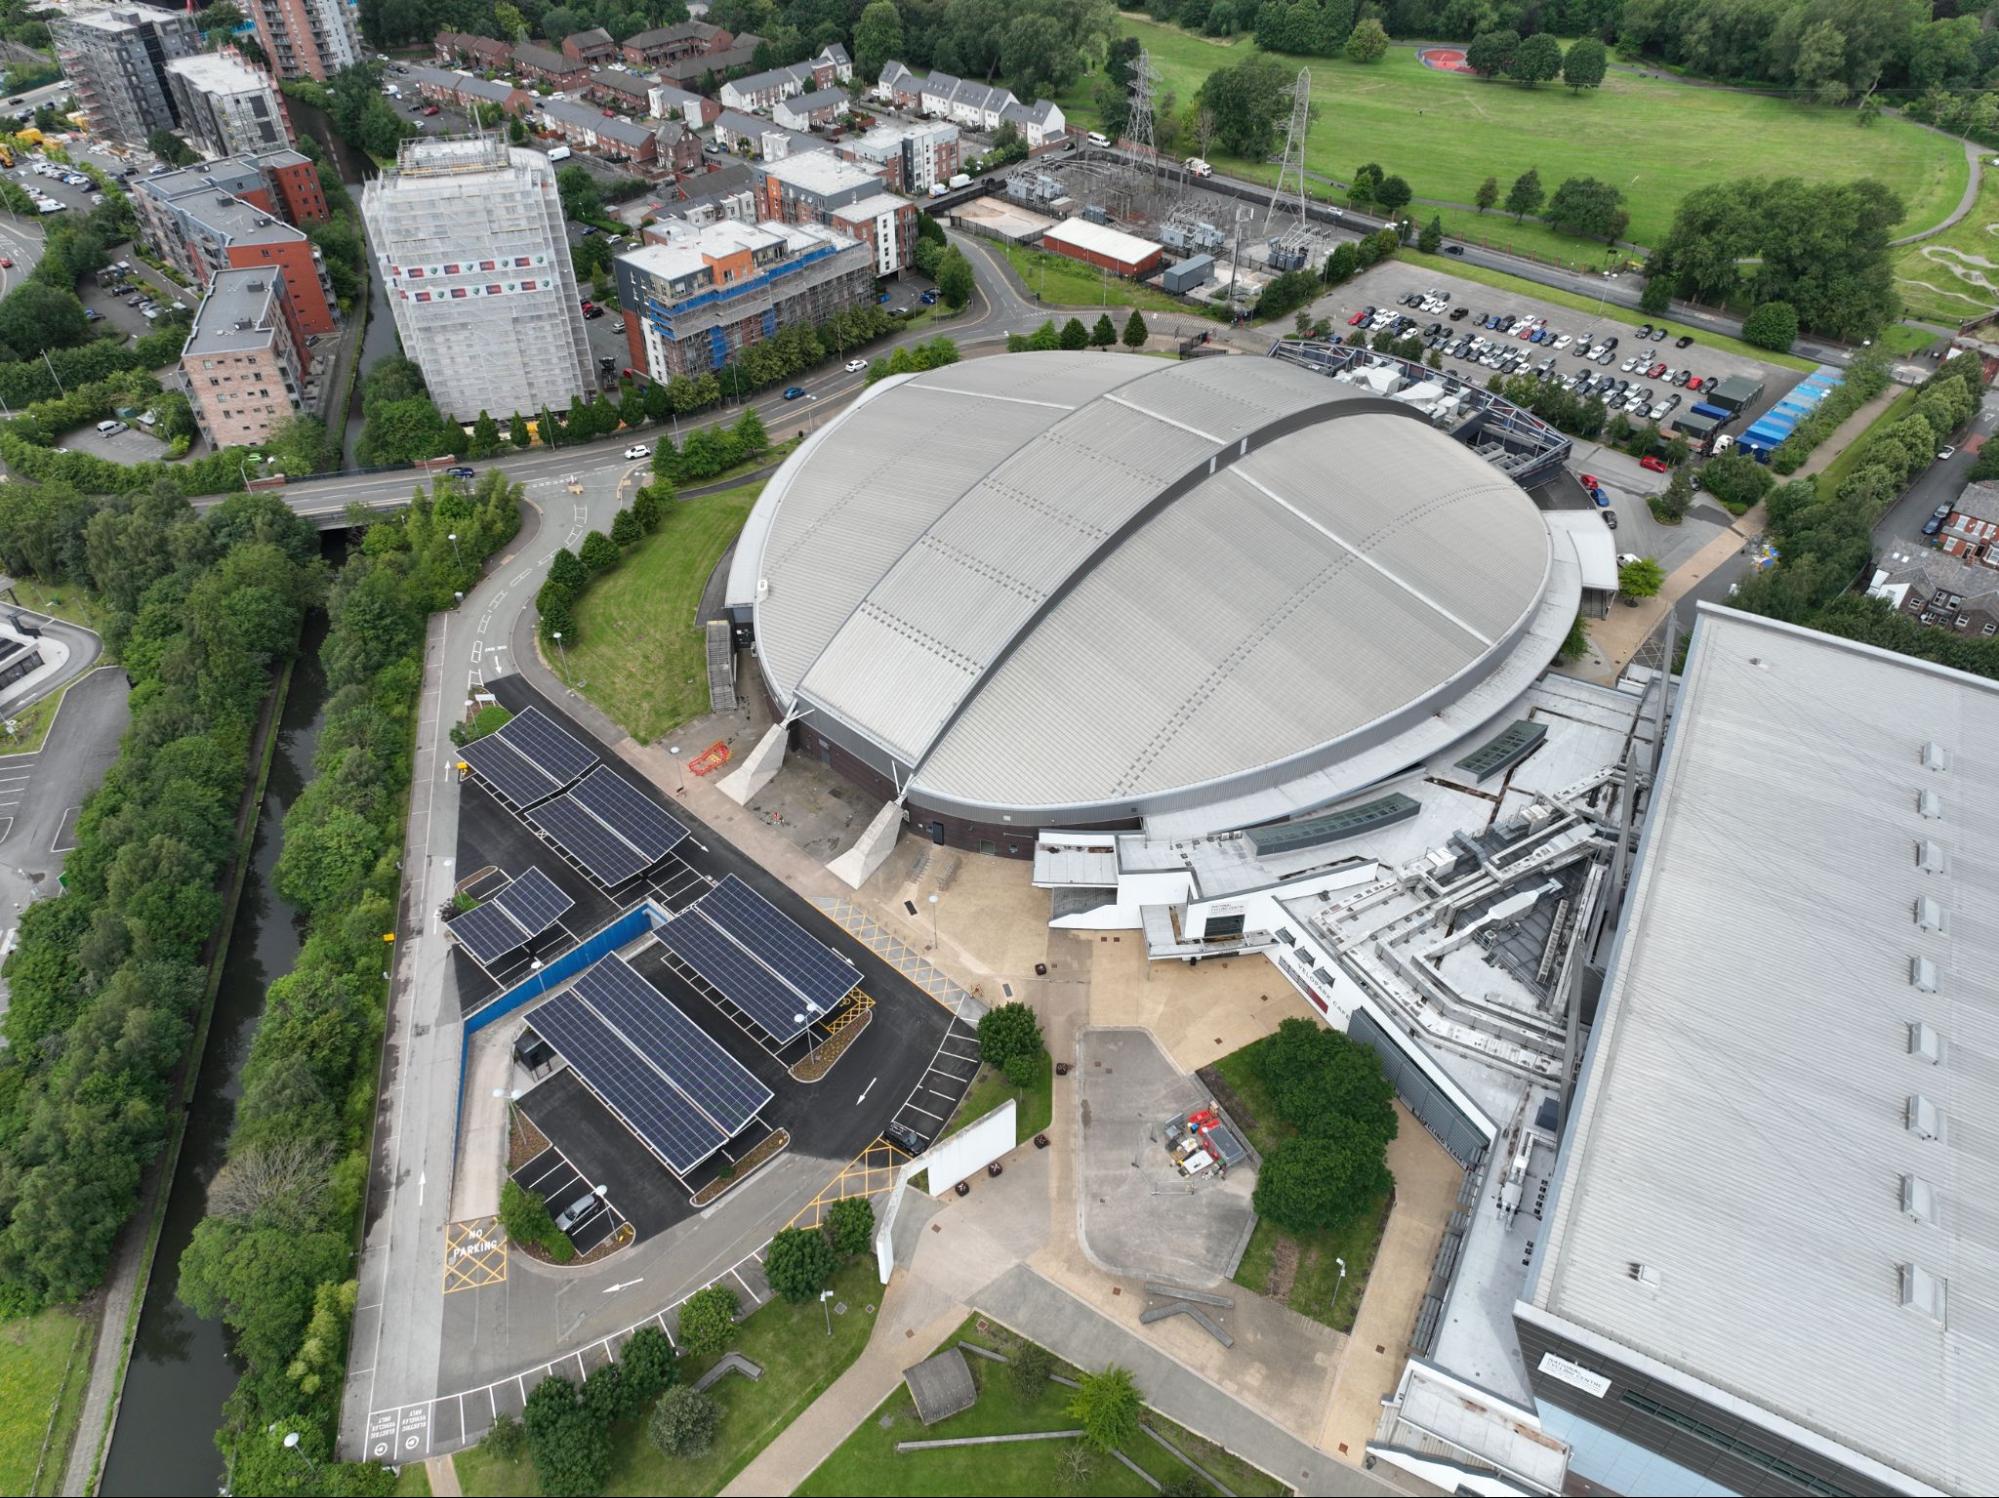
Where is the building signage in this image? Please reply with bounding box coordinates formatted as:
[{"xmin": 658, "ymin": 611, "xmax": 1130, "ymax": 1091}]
[{"xmin": 1538, "ymin": 1352, "xmax": 1611, "ymax": 1398}]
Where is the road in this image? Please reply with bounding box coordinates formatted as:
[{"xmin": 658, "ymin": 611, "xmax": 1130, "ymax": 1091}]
[{"xmin": 1873, "ymin": 387, "xmax": 1999, "ymax": 549}]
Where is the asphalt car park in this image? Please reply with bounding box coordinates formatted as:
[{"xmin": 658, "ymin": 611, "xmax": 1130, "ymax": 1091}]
[
  {"xmin": 459, "ymin": 675, "xmax": 981, "ymax": 1245},
  {"xmin": 510, "ymin": 1138, "xmax": 628, "ymax": 1253},
  {"xmin": 57, "ymin": 420, "xmax": 170, "ymax": 464}
]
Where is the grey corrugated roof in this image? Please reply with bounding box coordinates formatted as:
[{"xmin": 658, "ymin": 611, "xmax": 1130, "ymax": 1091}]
[
  {"xmin": 748, "ymin": 355, "xmax": 1556, "ymax": 820},
  {"xmin": 1530, "ymin": 605, "xmax": 1999, "ymax": 1496}
]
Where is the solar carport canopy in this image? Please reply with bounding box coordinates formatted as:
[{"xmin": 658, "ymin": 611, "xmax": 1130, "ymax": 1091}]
[
  {"xmin": 529, "ymin": 955, "xmax": 771, "ymax": 1174},
  {"xmin": 528, "ymin": 765, "xmax": 689, "ymax": 885},
  {"xmin": 445, "ymin": 866, "xmax": 575, "ymax": 965},
  {"xmin": 659, "ymin": 876, "xmax": 858, "ymax": 1043},
  {"xmin": 459, "ymin": 706, "xmax": 598, "ymax": 805}
]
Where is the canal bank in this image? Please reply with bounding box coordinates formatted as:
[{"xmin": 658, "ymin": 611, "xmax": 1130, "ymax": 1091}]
[{"xmin": 66, "ymin": 617, "xmax": 328, "ymax": 1497}]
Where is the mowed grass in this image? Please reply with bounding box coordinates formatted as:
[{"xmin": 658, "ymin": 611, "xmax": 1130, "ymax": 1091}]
[
  {"xmin": 0, "ymin": 1306, "xmax": 93, "ymax": 1496},
  {"xmin": 0, "ymin": 679, "xmax": 65, "ymax": 756},
  {"xmin": 454, "ymin": 1257, "xmax": 882, "ymax": 1497},
  {"xmin": 952, "ymin": 1051, "xmax": 1054, "ymax": 1144},
  {"xmin": 1893, "ymin": 162, "xmax": 1999, "ymax": 326},
  {"xmin": 998, "ymin": 241, "xmax": 1209, "ymax": 318},
  {"xmin": 796, "ymin": 1316, "xmax": 1288, "ymax": 1497},
  {"xmin": 1211, "ymin": 1040, "xmax": 1388, "ymax": 1335},
  {"xmin": 566, "ymin": 482, "xmax": 760, "ymax": 744},
  {"xmin": 1055, "ymin": 17, "xmax": 1966, "ymax": 247}
]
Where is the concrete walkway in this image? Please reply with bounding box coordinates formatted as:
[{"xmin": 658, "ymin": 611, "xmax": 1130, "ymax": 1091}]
[
  {"xmin": 424, "ymin": 1453, "xmax": 462, "ymax": 1495},
  {"xmin": 1587, "ymin": 509, "xmax": 1761, "ymax": 676},
  {"xmin": 1889, "ymin": 138, "xmax": 1984, "ymax": 247}
]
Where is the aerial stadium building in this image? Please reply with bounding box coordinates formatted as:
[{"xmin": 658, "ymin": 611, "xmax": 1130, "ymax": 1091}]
[{"xmin": 722, "ymin": 352, "xmax": 1585, "ymax": 863}]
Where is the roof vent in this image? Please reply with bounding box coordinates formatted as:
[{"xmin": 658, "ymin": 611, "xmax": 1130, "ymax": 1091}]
[
  {"xmin": 1901, "ymin": 1173, "xmax": 1936, "ymax": 1224},
  {"xmin": 1918, "ymin": 788, "xmax": 1942, "ymax": 820},
  {"xmin": 1624, "ymin": 1262, "xmax": 1662, "ymax": 1292},
  {"xmin": 1910, "ymin": 956, "xmax": 1939, "ymax": 993},
  {"xmin": 1908, "ymin": 1093, "xmax": 1942, "ymax": 1141},
  {"xmin": 1899, "ymin": 1262, "xmax": 1946, "ymax": 1322},
  {"xmin": 1909, "ymin": 1020, "xmax": 1943, "ymax": 1064},
  {"xmin": 1922, "ymin": 740, "xmax": 1950, "ymax": 772},
  {"xmin": 1915, "ymin": 897, "xmax": 1947, "ymax": 934},
  {"xmin": 1917, "ymin": 839, "xmax": 1947, "ymax": 875}
]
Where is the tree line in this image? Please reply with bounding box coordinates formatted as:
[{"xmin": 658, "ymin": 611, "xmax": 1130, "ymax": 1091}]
[
  {"xmin": 177, "ymin": 474, "xmax": 524, "ymax": 1495},
  {"xmin": 0, "ymin": 488, "xmax": 322, "ymax": 1313}
]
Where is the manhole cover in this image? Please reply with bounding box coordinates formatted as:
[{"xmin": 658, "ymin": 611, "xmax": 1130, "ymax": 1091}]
[{"xmin": 834, "ymin": 1301, "xmax": 848, "ymax": 1315}]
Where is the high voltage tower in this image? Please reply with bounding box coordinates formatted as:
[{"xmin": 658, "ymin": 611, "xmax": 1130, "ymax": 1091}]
[
  {"xmin": 1126, "ymin": 46, "xmax": 1165, "ymax": 209},
  {"xmin": 1266, "ymin": 67, "xmax": 1312, "ymax": 234}
]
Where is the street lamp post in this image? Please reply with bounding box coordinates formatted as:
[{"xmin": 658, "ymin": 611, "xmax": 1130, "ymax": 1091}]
[
  {"xmin": 448, "ymin": 530, "xmax": 461, "ymax": 569},
  {"xmin": 552, "ymin": 629, "xmax": 568, "ymax": 683},
  {"xmin": 669, "ymin": 744, "xmax": 684, "ymax": 794},
  {"xmin": 927, "ymin": 892, "xmax": 939, "ymax": 951},
  {"xmin": 1332, "ymin": 1255, "xmax": 1348, "ymax": 1322},
  {"xmin": 819, "ymin": 1287, "xmax": 835, "ymax": 1337},
  {"xmin": 240, "ymin": 452, "xmax": 265, "ymax": 488}
]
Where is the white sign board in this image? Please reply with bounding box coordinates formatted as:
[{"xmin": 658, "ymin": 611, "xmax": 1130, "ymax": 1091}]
[{"xmin": 1538, "ymin": 1351, "xmax": 1611, "ymax": 1398}]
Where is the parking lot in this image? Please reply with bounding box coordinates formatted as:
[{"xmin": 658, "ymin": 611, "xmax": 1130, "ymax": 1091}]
[
  {"xmin": 511, "ymin": 1136, "xmax": 629, "ymax": 1254},
  {"xmin": 56, "ymin": 417, "xmax": 171, "ymax": 463}
]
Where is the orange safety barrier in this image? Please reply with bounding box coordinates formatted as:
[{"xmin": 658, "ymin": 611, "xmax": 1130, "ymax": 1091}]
[{"xmin": 688, "ymin": 741, "xmax": 731, "ymax": 776}]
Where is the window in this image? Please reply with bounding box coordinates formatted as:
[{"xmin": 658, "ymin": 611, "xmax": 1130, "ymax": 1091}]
[{"xmin": 1617, "ymin": 1391, "xmax": 1844, "ymax": 1497}]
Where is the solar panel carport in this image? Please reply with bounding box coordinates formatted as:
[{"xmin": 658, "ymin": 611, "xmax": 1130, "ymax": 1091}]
[
  {"xmin": 459, "ymin": 706, "xmax": 598, "ymax": 805},
  {"xmin": 658, "ymin": 875, "xmax": 859, "ymax": 1044},
  {"xmin": 444, "ymin": 866, "xmax": 575, "ymax": 966},
  {"xmin": 527, "ymin": 765, "xmax": 689, "ymax": 886}
]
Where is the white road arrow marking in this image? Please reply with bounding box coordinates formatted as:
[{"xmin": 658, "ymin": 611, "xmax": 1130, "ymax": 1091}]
[{"xmin": 857, "ymin": 1076, "xmax": 877, "ymax": 1106}]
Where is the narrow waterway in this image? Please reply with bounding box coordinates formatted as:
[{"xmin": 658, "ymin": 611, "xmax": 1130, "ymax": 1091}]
[
  {"xmin": 288, "ymin": 100, "xmax": 398, "ymax": 470},
  {"xmin": 97, "ymin": 616, "xmax": 330, "ymax": 1498}
]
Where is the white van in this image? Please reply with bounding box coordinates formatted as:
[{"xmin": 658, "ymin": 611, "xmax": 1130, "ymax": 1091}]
[
  {"xmin": 1086, "ymin": 131, "xmax": 1109, "ymax": 148},
  {"xmin": 547, "ymin": 144, "xmax": 573, "ymax": 162},
  {"xmin": 1184, "ymin": 157, "xmax": 1213, "ymax": 177}
]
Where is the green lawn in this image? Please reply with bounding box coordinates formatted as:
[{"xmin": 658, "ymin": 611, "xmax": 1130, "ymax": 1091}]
[
  {"xmin": 455, "ymin": 1257, "xmax": 883, "ymax": 1497},
  {"xmin": 0, "ymin": 1306, "xmax": 93, "ymax": 1496},
  {"xmin": 1398, "ymin": 249, "xmax": 1818, "ymax": 372},
  {"xmin": 4, "ymin": 576, "xmax": 113, "ymax": 641},
  {"xmin": 797, "ymin": 1316, "xmax": 1287, "ymax": 1497},
  {"xmin": 566, "ymin": 481, "xmax": 760, "ymax": 743},
  {"xmin": 1055, "ymin": 17, "xmax": 1965, "ymax": 248},
  {"xmin": 1211, "ymin": 1040, "xmax": 1388, "ymax": 1335},
  {"xmin": 1813, "ymin": 385, "xmax": 1922, "ymax": 497},
  {"xmin": 951, "ymin": 1051, "xmax": 1054, "ymax": 1145},
  {"xmin": 0, "ymin": 679, "xmax": 65, "ymax": 756},
  {"xmin": 393, "ymin": 1460, "xmax": 433, "ymax": 1496},
  {"xmin": 999, "ymin": 241, "xmax": 1213, "ymax": 319},
  {"xmin": 1892, "ymin": 161, "xmax": 1999, "ymax": 326},
  {"xmin": 1874, "ymin": 322, "xmax": 1944, "ymax": 358}
]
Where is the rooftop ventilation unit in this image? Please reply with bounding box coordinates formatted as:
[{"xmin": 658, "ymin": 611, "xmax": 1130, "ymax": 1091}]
[
  {"xmin": 1922, "ymin": 740, "xmax": 1950, "ymax": 772},
  {"xmin": 1909, "ymin": 1020, "xmax": 1943, "ymax": 1064},
  {"xmin": 1910, "ymin": 956, "xmax": 1939, "ymax": 993},
  {"xmin": 1917, "ymin": 839, "xmax": 1947, "ymax": 875},
  {"xmin": 1624, "ymin": 1262, "xmax": 1662, "ymax": 1292},
  {"xmin": 1899, "ymin": 1262, "xmax": 1946, "ymax": 1322},
  {"xmin": 1915, "ymin": 897, "xmax": 1947, "ymax": 934},
  {"xmin": 1901, "ymin": 1173, "xmax": 1936, "ymax": 1225},
  {"xmin": 1907, "ymin": 1093, "xmax": 1941, "ymax": 1141},
  {"xmin": 1918, "ymin": 788, "xmax": 1942, "ymax": 820}
]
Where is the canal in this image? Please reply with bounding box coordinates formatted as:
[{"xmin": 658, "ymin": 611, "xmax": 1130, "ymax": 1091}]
[{"xmin": 97, "ymin": 616, "xmax": 330, "ymax": 1497}]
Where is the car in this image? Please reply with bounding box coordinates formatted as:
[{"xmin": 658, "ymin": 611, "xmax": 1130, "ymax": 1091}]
[
  {"xmin": 1639, "ymin": 455, "xmax": 1669, "ymax": 473},
  {"xmin": 1939, "ymin": 445, "xmax": 1958, "ymax": 461},
  {"xmin": 920, "ymin": 288, "xmax": 939, "ymax": 304},
  {"xmin": 579, "ymin": 298, "xmax": 594, "ymax": 311},
  {"xmin": 0, "ymin": 258, "xmax": 11, "ymax": 268},
  {"xmin": 783, "ymin": 385, "xmax": 806, "ymax": 400},
  {"xmin": 623, "ymin": 443, "xmax": 650, "ymax": 459},
  {"xmin": 1589, "ymin": 486, "xmax": 1610, "ymax": 509},
  {"xmin": 1620, "ymin": 356, "xmax": 1640, "ymax": 373},
  {"xmin": 610, "ymin": 319, "xmax": 624, "ymax": 333},
  {"xmin": 1444, "ymin": 244, "xmax": 1464, "ymax": 255},
  {"xmin": 95, "ymin": 419, "xmax": 126, "ymax": 435},
  {"xmin": 1595, "ymin": 348, "xmax": 1614, "ymax": 364},
  {"xmin": 553, "ymin": 1192, "xmax": 599, "ymax": 1233},
  {"xmin": 445, "ymin": 465, "xmax": 475, "ymax": 479},
  {"xmin": 1923, "ymin": 513, "xmax": 1945, "ymax": 537},
  {"xmin": 83, "ymin": 308, "xmax": 100, "ymax": 320},
  {"xmin": 1675, "ymin": 334, "xmax": 1694, "ymax": 349},
  {"xmin": 877, "ymin": 291, "xmax": 891, "ymax": 304},
  {"xmin": 1673, "ymin": 369, "xmax": 1693, "ymax": 387},
  {"xmin": 1579, "ymin": 473, "xmax": 1600, "ymax": 489},
  {"xmin": 422, "ymin": 104, "xmax": 441, "ymax": 116},
  {"xmin": 1647, "ymin": 361, "xmax": 1667, "ymax": 378},
  {"xmin": 579, "ymin": 224, "xmax": 596, "ymax": 235},
  {"xmin": 1448, "ymin": 305, "xmax": 1469, "ymax": 321},
  {"xmin": 1637, "ymin": 324, "xmax": 1653, "ymax": 338},
  {"xmin": 844, "ymin": 358, "xmax": 867, "ymax": 372},
  {"xmin": 1347, "ymin": 309, "xmax": 1367, "ymax": 326},
  {"xmin": 584, "ymin": 305, "xmax": 603, "ymax": 318},
  {"xmin": 1651, "ymin": 326, "xmax": 1667, "ymax": 341},
  {"xmin": 1602, "ymin": 508, "xmax": 1618, "ymax": 529}
]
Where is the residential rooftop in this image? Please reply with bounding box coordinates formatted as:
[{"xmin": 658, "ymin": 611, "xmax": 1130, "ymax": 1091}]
[{"xmin": 182, "ymin": 268, "xmax": 284, "ymax": 356}]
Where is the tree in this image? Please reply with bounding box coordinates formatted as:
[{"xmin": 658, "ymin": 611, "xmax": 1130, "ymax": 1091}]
[
  {"xmin": 1651, "ymin": 466, "xmax": 1692, "ymax": 523},
  {"xmin": 522, "ymin": 1376, "xmax": 610, "ymax": 1497},
  {"xmin": 1562, "ymin": 36, "xmax": 1607, "ymax": 92},
  {"xmin": 1090, "ymin": 312, "xmax": 1117, "ymax": 348},
  {"xmin": 1618, "ymin": 556, "xmax": 1665, "ymax": 599},
  {"xmin": 1509, "ymin": 32, "xmax": 1561, "ymax": 86},
  {"xmin": 1123, "ymin": 308, "xmax": 1148, "ymax": 349},
  {"xmin": 1256, "ymin": 1017, "xmax": 1397, "ymax": 1147},
  {"xmin": 1466, "ymin": 28, "xmax": 1519, "ymax": 77},
  {"xmin": 1322, "ymin": 241, "xmax": 1357, "ymax": 285},
  {"xmin": 557, "ymin": 163, "xmax": 605, "ymax": 222},
  {"xmin": 648, "ymin": 1386, "xmax": 719, "ymax": 1458},
  {"xmin": 1640, "ymin": 273, "xmax": 1673, "ymax": 314},
  {"xmin": 1196, "ymin": 54, "xmax": 1293, "ymax": 159},
  {"xmin": 1009, "ymin": 1339, "xmax": 1053, "ymax": 1397},
  {"xmin": 498, "ymin": 1179, "xmax": 561, "ymax": 1250},
  {"xmin": 1068, "ymin": 1365, "xmax": 1142, "ymax": 1453},
  {"xmin": 579, "ymin": 529, "xmax": 620, "ymax": 575},
  {"xmin": 1059, "ymin": 317, "xmax": 1090, "ymax": 350},
  {"xmin": 620, "ymin": 1325, "xmax": 679, "ymax": 1408},
  {"xmin": 1000, "ymin": 11, "xmax": 1082, "ymax": 102},
  {"xmin": 1417, "ymin": 216, "xmax": 1443, "ymax": 254},
  {"xmin": 936, "ymin": 246, "xmax": 973, "ymax": 309},
  {"xmin": 1474, "ymin": 176, "xmax": 1498, "ymax": 214},
  {"xmin": 0, "ymin": 283, "xmax": 89, "ymax": 358},
  {"xmin": 631, "ymin": 485, "xmax": 665, "ymax": 533},
  {"xmin": 826, "ymin": 1196, "xmax": 875, "ymax": 1257},
  {"xmin": 1793, "ymin": 19, "xmax": 1850, "ymax": 107},
  {"xmin": 765, "ymin": 1225, "xmax": 838, "ymax": 1303},
  {"xmin": 262, "ymin": 412, "xmax": 337, "ymax": 476},
  {"xmin": 1544, "ymin": 177, "xmax": 1628, "ymax": 242},
  {"xmin": 468, "ymin": 410, "xmax": 502, "ymax": 459},
  {"xmin": 1252, "ymin": 1121, "xmax": 1393, "ymax": 1234},
  {"xmin": 978, "ymin": 1001, "xmax": 1044, "ymax": 1069},
  {"xmin": 1702, "ymin": 451, "xmax": 1774, "ymax": 511},
  {"xmin": 1742, "ymin": 300, "xmax": 1800, "ymax": 353},
  {"xmin": 1558, "ymin": 613, "xmax": 1589, "ymax": 663},
  {"xmin": 1344, "ymin": 16, "xmax": 1388, "ymax": 63},
  {"xmin": 1374, "ymin": 174, "xmax": 1412, "ymax": 216},
  {"xmin": 610, "ymin": 507, "xmax": 642, "ymax": 548},
  {"xmin": 1504, "ymin": 168, "xmax": 1544, "ymax": 222},
  {"xmin": 147, "ymin": 129, "xmax": 199, "ymax": 167},
  {"xmin": 676, "ymin": 1285, "xmax": 739, "ymax": 1356}
]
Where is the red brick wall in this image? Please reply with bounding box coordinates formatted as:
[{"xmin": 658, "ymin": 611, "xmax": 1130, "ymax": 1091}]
[{"xmin": 225, "ymin": 240, "xmax": 334, "ymax": 333}]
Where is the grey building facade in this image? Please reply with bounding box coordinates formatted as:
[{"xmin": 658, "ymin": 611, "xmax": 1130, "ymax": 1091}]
[{"xmin": 52, "ymin": 4, "xmax": 198, "ymax": 146}]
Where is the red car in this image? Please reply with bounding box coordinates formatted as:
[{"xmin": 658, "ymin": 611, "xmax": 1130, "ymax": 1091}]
[
  {"xmin": 580, "ymin": 300, "xmax": 594, "ymax": 312},
  {"xmin": 1579, "ymin": 473, "xmax": 1599, "ymax": 489},
  {"xmin": 422, "ymin": 104, "xmax": 440, "ymax": 116},
  {"xmin": 1347, "ymin": 309, "xmax": 1367, "ymax": 326},
  {"xmin": 1646, "ymin": 361, "xmax": 1667, "ymax": 378},
  {"xmin": 1639, "ymin": 455, "xmax": 1669, "ymax": 474},
  {"xmin": 0, "ymin": 258, "xmax": 12, "ymax": 268}
]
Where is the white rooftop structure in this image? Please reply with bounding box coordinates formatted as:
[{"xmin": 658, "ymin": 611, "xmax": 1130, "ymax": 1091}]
[
  {"xmin": 619, "ymin": 217, "xmax": 848, "ymax": 286},
  {"xmin": 1041, "ymin": 215, "xmax": 1161, "ymax": 267},
  {"xmin": 1525, "ymin": 605, "xmax": 1999, "ymax": 1497}
]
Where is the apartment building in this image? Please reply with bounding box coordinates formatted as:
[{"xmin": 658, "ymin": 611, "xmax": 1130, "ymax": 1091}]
[
  {"xmin": 560, "ymin": 27, "xmax": 618, "ymax": 65},
  {"xmin": 361, "ymin": 136, "xmax": 594, "ymax": 422},
  {"xmin": 180, "ymin": 267, "xmax": 307, "ymax": 447},
  {"xmin": 830, "ymin": 192, "xmax": 914, "ymax": 279},
  {"xmin": 133, "ymin": 152, "xmax": 336, "ymax": 333},
  {"xmin": 165, "ymin": 53, "xmax": 290, "ymax": 159},
  {"xmin": 51, "ymin": 4, "xmax": 198, "ymax": 146},
  {"xmin": 837, "ymin": 118, "xmax": 959, "ymax": 194},
  {"xmin": 649, "ymin": 81, "xmax": 720, "ymax": 130},
  {"xmin": 622, "ymin": 20, "xmax": 732, "ymax": 69},
  {"xmin": 612, "ymin": 216, "xmax": 872, "ymax": 379},
  {"xmin": 247, "ymin": 0, "xmax": 361, "ymax": 82}
]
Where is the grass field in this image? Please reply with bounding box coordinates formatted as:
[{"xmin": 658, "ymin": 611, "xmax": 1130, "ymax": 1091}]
[
  {"xmin": 0, "ymin": 679, "xmax": 65, "ymax": 756},
  {"xmin": 0, "ymin": 1306, "xmax": 93, "ymax": 1496},
  {"xmin": 1892, "ymin": 163, "xmax": 1999, "ymax": 327},
  {"xmin": 998, "ymin": 241, "xmax": 1211, "ymax": 318},
  {"xmin": 1055, "ymin": 18, "xmax": 1966, "ymax": 248},
  {"xmin": 393, "ymin": 1460, "xmax": 433, "ymax": 1496},
  {"xmin": 1813, "ymin": 386, "xmax": 1922, "ymax": 497},
  {"xmin": 1400, "ymin": 249, "xmax": 1820, "ymax": 372},
  {"xmin": 566, "ymin": 481, "xmax": 760, "ymax": 743},
  {"xmin": 796, "ymin": 1316, "xmax": 1287, "ymax": 1497},
  {"xmin": 454, "ymin": 1257, "xmax": 882, "ymax": 1496},
  {"xmin": 951, "ymin": 1052, "xmax": 1054, "ymax": 1144},
  {"xmin": 4, "ymin": 577, "xmax": 112, "ymax": 640},
  {"xmin": 1211, "ymin": 1040, "xmax": 1387, "ymax": 1335}
]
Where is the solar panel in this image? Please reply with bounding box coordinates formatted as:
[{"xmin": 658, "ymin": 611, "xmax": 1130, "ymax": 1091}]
[
  {"xmin": 574, "ymin": 956, "xmax": 770, "ymax": 1135},
  {"xmin": 570, "ymin": 766, "xmax": 687, "ymax": 862},
  {"xmin": 529, "ymin": 795, "xmax": 651, "ymax": 884},
  {"xmin": 500, "ymin": 706, "xmax": 597, "ymax": 785},
  {"xmin": 660, "ymin": 914, "xmax": 812, "ymax": 1043},
  {"xmin": 459, "ymin": 734, "xmax": 558, "ymax": 805},
  {"xmin": 490, "ymin": 866, "xmax": 574, "ymax": 941},
  {"xmin": 528, "ymin": 990, "xmax": 727, "ymax": 1173},
  {"xmin": 447, "ymin": 899, "xmax": 533, "ymax": 965},
  {"xmin": 700, "ymin": 875, "xmax": 858, "ymax": 1010}
]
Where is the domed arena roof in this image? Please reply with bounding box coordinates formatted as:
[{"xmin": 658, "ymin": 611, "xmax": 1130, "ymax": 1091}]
[{"xmin": 730, "ymin": 352, "xmax": 1578, "ymax": 835}]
